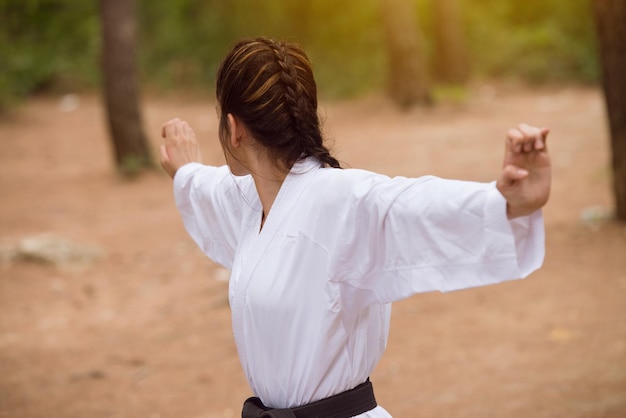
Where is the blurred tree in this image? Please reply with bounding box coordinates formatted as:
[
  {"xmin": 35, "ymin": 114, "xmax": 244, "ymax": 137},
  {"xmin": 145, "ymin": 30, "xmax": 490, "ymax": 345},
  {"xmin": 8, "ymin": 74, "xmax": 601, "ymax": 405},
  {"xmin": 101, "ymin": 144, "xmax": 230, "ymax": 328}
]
[
  {"xmin": 380, "ymin": 0, "xmax": 432, "ymax": 107},
  {"xmin": 593, "ymin": 0, "xmax": 626, "ymax": 221},
  {"xmin": 432, "ymin": 0, "xmax": 468, "ymax": 83},
  {"xmin": 99, "ymin": 0, "xmax": 152, "ymax": 174}
]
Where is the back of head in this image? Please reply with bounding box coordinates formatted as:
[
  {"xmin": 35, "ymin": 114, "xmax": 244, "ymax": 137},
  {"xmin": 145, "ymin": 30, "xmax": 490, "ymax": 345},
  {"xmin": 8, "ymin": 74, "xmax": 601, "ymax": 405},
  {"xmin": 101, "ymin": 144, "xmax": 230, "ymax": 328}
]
[{"xmin": 216, "ymin": 38, "xmax": 341, "ymax": 170}]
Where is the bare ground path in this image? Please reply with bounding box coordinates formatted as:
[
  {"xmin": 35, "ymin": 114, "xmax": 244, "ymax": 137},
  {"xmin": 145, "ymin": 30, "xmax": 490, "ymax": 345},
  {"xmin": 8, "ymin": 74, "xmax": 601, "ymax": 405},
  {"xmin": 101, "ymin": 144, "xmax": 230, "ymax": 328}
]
[{"xmin": 0, "ymin": 85, "xmax": 625, "ymax": 417}]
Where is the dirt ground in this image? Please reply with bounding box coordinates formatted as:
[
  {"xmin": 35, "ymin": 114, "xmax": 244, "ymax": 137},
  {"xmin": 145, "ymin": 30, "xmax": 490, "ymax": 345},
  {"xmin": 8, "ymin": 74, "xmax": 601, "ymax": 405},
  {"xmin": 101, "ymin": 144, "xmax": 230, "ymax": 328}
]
[{"xmin": 0, "ymin": 85, "xmax": 625, "ymax": 418}]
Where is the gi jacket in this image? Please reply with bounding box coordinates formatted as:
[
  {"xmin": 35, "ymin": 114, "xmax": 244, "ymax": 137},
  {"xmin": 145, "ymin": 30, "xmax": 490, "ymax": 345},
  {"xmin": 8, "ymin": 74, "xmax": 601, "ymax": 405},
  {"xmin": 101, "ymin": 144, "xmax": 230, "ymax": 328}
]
[{"xmin": 173, "ymin": 157, "xmax": 544, "ymax": 417}]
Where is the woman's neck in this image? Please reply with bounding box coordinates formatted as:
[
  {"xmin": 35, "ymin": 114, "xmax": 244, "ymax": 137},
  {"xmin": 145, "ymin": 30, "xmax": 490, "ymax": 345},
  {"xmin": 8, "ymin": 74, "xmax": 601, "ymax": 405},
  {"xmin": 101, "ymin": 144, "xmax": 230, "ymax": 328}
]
[
  {"xmin": 233, "ymin": 137, "xmax": 289, "ymax": 228},
  {"xmin": 250, "ymin": 163, "xmax": 289, "ymax": 229},
  {"xmin": 255, "ymin": 176, "xmax": 285, "ymax": 215}
]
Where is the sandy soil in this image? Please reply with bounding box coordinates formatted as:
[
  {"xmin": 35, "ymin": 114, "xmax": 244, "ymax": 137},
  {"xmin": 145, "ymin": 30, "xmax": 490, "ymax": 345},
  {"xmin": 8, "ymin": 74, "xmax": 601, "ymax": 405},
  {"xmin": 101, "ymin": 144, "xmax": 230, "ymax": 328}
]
[{"xmin": 0, "ymin": 85, "xmax": 625, "ymax": 418}]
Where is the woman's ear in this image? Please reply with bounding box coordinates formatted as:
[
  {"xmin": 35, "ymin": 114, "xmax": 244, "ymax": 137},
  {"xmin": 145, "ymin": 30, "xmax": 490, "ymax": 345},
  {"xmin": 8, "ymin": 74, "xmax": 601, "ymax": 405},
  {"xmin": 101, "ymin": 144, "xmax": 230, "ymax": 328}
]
[{"xmin": 227, "ymin": 114, "xmax": 242, "ymax": 148}]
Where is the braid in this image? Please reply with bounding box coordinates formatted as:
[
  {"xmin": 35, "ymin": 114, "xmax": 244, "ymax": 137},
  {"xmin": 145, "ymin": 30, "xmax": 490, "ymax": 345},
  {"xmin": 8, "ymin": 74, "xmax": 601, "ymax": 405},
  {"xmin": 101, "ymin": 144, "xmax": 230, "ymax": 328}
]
[
  {"xmin": 272, "ymin": 43, "xmax": 302, "ymax": 122},
  {"xmin": 268, "ymin": 41, "xmax": 309, "ymax": 146},
  {"xmin": 270, "ymin": 40, "xmax": 342, "ymax": 169},
  {"xmin": 217, "ymin": 38, "xmax": 342, "ymax": 170}
]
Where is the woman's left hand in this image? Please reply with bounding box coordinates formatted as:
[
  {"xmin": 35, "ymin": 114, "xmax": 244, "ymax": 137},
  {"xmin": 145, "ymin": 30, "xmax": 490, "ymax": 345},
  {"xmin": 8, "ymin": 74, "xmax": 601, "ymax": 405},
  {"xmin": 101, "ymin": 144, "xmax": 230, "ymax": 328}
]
[{"xmin": 496, "ymin": 123, "xmax": 551, "ymax": 219}]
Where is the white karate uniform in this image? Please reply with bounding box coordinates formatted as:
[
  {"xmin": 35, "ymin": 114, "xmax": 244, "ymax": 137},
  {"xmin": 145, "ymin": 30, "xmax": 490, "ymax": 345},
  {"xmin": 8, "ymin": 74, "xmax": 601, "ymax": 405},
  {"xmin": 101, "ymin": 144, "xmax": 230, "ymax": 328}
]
[{"xmin": 173, "ymin": 157, "xmax": 544, "ymax": 417}]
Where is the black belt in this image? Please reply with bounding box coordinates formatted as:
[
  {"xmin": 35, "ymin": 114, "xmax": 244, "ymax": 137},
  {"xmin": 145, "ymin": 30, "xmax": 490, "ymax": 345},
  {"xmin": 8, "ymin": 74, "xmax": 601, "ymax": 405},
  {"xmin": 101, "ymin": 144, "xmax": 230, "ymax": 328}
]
[{"xmin": 241, "ymin": 379, "xmax": 377, "ymax": 418}]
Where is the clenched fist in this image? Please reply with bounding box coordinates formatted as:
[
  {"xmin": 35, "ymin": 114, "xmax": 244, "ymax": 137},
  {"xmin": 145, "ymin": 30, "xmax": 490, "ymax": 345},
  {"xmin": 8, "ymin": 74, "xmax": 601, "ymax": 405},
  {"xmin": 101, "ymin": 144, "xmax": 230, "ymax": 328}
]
[{"xmin": 160, "ymin": 118, "xmax": 202, "ymax": 179}]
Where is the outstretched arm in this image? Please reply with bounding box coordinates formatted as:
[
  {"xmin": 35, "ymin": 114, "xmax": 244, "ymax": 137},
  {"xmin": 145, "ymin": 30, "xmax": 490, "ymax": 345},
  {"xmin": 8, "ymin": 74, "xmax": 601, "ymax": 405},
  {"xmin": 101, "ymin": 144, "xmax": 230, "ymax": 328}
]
[
  {"xmin": 160, "ymin": 118, "xmax": 203, "ymax": 179},
  {"xmin": 496, "ymin": 123, "xmax": 551, "ymax": 219}
]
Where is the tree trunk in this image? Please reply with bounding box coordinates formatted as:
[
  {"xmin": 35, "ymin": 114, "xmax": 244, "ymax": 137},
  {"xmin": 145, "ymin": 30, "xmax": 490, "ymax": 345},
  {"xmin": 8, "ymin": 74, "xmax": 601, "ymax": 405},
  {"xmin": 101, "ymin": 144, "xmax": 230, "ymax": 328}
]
[
  {"xmin": 99, "ymin": 0, "xmax": 151, "ymax": 174},
  {"xmin": 593, "ymin": 0, "xmax": 626, "ymax": 221},
  {"xmin": 432, "ymin": 0, "xmax": 469, "ymax": 84},
  {"xmin": 380, "ymin": 0, "xmax": 432, "ymax": 108}
]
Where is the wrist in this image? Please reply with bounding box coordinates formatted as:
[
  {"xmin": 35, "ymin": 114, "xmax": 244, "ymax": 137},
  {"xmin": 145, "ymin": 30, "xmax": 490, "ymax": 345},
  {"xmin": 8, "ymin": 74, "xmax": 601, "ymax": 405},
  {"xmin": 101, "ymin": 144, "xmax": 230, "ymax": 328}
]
[{"xmin": 506, "ymin": 203, "xmax": 534, "ymax": 219}]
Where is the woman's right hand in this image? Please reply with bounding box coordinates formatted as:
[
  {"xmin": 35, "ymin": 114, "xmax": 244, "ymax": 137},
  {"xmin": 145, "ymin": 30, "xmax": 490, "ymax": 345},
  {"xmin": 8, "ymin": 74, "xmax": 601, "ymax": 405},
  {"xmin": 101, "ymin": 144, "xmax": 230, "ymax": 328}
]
[
  {"xmin": 160, "ymin": 118, "xmax": 202, "ymax": 179},
  {"xmin": 496, "ymin": 123, "xmax": 551, "ymax": 218}
]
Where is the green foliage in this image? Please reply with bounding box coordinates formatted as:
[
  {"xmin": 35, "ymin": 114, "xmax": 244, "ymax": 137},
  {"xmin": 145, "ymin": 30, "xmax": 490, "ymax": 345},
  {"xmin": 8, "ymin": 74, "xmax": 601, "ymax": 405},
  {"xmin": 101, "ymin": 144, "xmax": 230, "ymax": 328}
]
[
  {"xmin": 288, "ymin": 0, "xmax": 386, "ymax": 98},
  {"xmin": 432, "ymin": 84, "xmax": 469, "ymax": 104},
  {"xmin": 463, "ymin": 0, "xmax": 599, "ymax": 83},
  {"xmin": 0, "ymin": 0, "xmax": 601, "ymax": 110},
  {"xmin": 118, "ymin": 154, "xmax": 154, "ymax": 178},
  {"xmin": 0, "ymin": 0, "xmax": 99, "ymax": 111},
  {"xmin": 137, "ymin": 0, "xmax": 230, "ymax": 91},
  {"xmin": 137, "ymin": 0, "xmax": 386, "ymax": 98}
]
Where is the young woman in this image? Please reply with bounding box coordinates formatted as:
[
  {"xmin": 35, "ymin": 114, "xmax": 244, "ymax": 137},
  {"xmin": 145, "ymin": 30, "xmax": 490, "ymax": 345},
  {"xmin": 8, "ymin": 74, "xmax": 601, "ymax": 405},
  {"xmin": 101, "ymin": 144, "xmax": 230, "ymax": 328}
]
[{"xmin": 159, "ymin": 38, "xmax": 550, "ymax": 417}]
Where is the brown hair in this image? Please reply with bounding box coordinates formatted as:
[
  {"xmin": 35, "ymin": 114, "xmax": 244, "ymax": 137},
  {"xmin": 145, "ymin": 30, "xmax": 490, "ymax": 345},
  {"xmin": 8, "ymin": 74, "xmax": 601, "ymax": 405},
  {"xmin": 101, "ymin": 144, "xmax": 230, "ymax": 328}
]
[{"xmin": 215, "ymin": 38, "xmax": 341, "ymax": 170}]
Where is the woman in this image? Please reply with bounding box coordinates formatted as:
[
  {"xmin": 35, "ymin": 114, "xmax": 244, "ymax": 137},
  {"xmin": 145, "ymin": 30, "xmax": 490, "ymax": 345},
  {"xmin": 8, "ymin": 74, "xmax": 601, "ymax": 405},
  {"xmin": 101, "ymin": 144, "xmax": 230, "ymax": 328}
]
[{"xmin": 160, "ymin": 38, "xmax": 550, "ymax": 417}]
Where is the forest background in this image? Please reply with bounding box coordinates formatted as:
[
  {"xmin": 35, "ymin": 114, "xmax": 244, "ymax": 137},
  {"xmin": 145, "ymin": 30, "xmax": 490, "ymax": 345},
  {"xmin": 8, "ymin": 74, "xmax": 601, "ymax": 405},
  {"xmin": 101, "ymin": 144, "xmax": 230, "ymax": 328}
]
[
  {"xmin": 0, "ymin": 0, "xmax": 598, "ymax": 108},
  {"xmin": 2, "ymin": 1, "xmax": 626, "ymax": 417}
]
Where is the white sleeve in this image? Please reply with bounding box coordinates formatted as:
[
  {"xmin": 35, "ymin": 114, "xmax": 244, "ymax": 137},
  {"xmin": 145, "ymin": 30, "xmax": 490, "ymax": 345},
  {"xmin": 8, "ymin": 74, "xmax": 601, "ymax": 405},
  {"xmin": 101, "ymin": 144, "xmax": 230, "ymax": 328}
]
[
  {"xmin": 329, "ymin": 175, "xmax": 545, "ymax": 308},
  {"xmin": 173, "ymin": 162, "xmax": 243, "ymax": 270}
]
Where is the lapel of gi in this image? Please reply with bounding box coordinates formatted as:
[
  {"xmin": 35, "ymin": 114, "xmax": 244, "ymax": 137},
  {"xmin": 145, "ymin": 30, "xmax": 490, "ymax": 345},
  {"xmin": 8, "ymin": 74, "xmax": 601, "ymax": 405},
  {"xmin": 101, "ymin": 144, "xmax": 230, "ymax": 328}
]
[{"xmin": 230, "ymin": 157, "xmax": 321, "ymax": 381}]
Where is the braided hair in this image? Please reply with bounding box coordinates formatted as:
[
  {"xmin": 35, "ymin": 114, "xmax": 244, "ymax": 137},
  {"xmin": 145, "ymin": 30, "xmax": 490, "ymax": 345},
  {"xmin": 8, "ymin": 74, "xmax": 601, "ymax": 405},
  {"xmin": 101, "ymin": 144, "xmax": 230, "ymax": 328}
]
[{"xmin": 216, "ymin": 38, "xmax": 341, "ymax": 170}]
